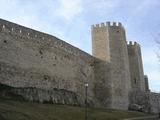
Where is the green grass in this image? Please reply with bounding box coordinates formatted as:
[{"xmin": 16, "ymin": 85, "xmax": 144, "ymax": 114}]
[{"xmin": 0, "ymin": 99, "xmax": 152, "ymax": 120}]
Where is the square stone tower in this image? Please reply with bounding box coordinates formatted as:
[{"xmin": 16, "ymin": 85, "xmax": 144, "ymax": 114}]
[
  {"xmin": 127, "ymin": 42, "xmax": 146, "ymax": 92},
  {"xmin": 92, "ymin": 22, "xmax": 131, "ymax": 110}
]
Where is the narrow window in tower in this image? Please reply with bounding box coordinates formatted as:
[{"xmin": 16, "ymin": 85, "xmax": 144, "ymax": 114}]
[
  {"xmin": 3, "ymin": 40, "xmax": 7, "ymax": 43},
  {"xmin": 134, "ymin": 78, "xmax": 137, "ymax": 84}
]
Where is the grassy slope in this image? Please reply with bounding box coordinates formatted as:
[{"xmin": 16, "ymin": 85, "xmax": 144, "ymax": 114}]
[{"xmin": 0, "ymin": 99, "xmax": 152, "ymax": 120}]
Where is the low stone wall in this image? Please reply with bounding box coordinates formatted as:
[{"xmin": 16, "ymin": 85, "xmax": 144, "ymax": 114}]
[
  {"xmin": 129, "ymin": 91, "xmax": 151, "ymax": 112},
  {"xmin": 129, "ymin": 91, "xmax": 160, "ymax": 113},
  {"xmin": 149, "ymin": 92, "xmax": 160, "ymax": 113},
  {"xmin": 123, "ymin": 115, "xmax": 159, "ymax": 120}
]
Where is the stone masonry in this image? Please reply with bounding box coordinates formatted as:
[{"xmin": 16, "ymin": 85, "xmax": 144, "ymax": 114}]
[
  {"xmin": 127, "ymin": 41, "xmax": 146, "ymax": 91},
  {"xmin": 0, "ymin": 18, "xmax": 159, "ymax": 113},
  {"xmin": 92, "ymin": 22, "xmax": 131, "ymax": 109}
]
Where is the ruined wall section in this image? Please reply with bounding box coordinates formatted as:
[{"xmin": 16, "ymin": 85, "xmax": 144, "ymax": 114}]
[
  {"xmin": 129, "ymin": 91, "xmax": 160, "ymax": 113},
  {"xmin": 127, "ymin": 42, "xmax": 145, "ymax": 91},
  {"xmin": 0, "ymin": 19, "xmax": 95, "ymax": 104},
  {"xmin": 92, "ymin": 22, "xmax": 131, "ymax": 110},
  {"xmin": 149, "ymin": 92, "xmax": 160, "ymax": 113},
  {"xmin": 129, "ymin": 91, "xmax": 151, "ymax": 112}
]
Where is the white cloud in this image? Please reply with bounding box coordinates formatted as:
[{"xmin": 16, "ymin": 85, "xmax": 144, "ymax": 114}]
[
  {"xmin": 142, "ymin": 49, "xmax": 159, "ymax": 65},
  {"xmin": 55, "ymin": 0, "xmax": 83, "ymax": 21},
  {"xmin": 0, "ymin": 0, "xmax": 60, "ymax": 35},
  {"xmin": 90, "ymin": 0, "xmax": 119, "ymax": 8},
  {"xmin": 85, "ymin": 0, "xmax": 119, "ymax": 14},
  {"xmin": 126, "ymin": 0, "xmax": 160, "ymax": 24},
  {"xmin": 147, "ymin": 70, "xmax": 160, "ymax": 82}
]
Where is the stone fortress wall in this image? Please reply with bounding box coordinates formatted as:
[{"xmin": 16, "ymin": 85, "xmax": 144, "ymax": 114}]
[
  {"xmin": 0, "ymin": 18, "xmax": 96, "ymax": 105},
  {"xmin": 0, "ymin": 18, "xmax": 160, "ymax": 113}
]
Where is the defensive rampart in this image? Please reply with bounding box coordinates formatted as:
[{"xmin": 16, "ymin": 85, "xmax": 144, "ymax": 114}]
[{"xmin": 0, "ymin": 19, "xmax": 96, "ymax": 105}]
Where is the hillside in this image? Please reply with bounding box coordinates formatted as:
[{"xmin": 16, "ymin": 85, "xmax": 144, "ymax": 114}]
[{"xmin": 0, "ymin": 99, "xmax": 152, "ymax": 120}]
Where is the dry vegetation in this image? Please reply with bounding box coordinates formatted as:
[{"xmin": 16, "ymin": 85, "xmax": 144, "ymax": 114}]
[{"xmin": 0, "ymin": 99, "xmax": 152, "ymax": 120}]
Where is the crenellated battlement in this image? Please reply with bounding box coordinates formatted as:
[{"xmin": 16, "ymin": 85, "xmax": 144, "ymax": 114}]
[
  {"xmin": 0, "ymin": 18, "xmax": 58, "ymax": 41},
  {"xmin": 0, "ymin": 18, "xmax": 94, "ymax": 63},
  {"xmin": 92, "ymin": 22, "xmax": 123, "ymax": 28},
  {"xmin": 127, "ymin": 41, "xmax": 140, "ymax": 46}
]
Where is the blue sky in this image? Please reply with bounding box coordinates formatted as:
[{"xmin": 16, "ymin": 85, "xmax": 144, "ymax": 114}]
[{"xmin": 0, "ymin": 0, "xmax": 160, "ymax": 92}]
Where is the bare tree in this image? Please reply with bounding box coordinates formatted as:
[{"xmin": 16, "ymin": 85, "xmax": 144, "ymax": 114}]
[{"xmin": 153, "ymin": 32, "xmax": 160, "ymax": 60}]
